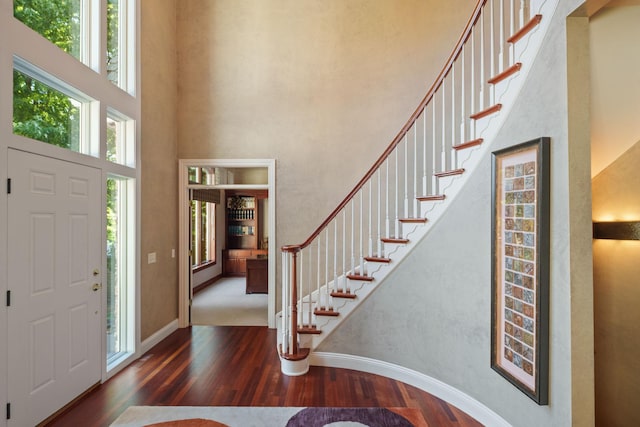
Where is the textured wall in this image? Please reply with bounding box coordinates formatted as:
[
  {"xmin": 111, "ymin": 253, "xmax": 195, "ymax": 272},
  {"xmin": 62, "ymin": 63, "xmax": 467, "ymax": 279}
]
[
  {"xmin": 317, "ymin": 1, "xmax": 594, "ymax": 425},
  {"xmin": 592, "ymin": 140, "xmax": 640, "ymax": 426},
  {"xmin": 175, "ymin": 0, "xmax": 475, "ymax": 295},
  {"xmin": 140, "ymin": 0, "xmax": 179, "ymax": 340},
  {"xmin": 590, "ymin": 5, "xmax": 640, "ymax": 177}
]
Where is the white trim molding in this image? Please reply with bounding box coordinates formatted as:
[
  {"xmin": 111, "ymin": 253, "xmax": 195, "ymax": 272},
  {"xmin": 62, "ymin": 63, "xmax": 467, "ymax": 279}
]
[
  {"xmin": 178, "ymin": 158, "xmax": 277, "ymax": 329},
  {"xmin": 310, "ymin": 352, "xmax": 511, "ymax": 427},
  {"xmin": 141, "ymin": 319, "xmax": 179, "ymax": 355}
]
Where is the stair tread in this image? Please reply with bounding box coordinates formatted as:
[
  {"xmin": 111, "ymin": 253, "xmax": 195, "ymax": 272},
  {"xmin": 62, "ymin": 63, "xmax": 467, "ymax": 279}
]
[
  {"xmin": 470, "ymin": 104, "xmax": 502, "ymax": 120},
  {"xmin": 331, "ymin": 291, "xmax": 357, "ymax": 299},
  {"xmin": 298, "ymin": 326, "xmax": 322, "ymax": 335},
  {"xmin": 279, "ymin": 346, "xmax": 310, "ymax": 361},
  {"xmin": 434, "ymin": 168, "xmax": 465, "ymax": 178},
  {"xmin": 507, "ymin": 14, "xmax": 542, "ymax": 44},
  {"xmin": 453, "ymin": 138, "xmax": 483, "ymax": 151},
  {"xmin": 488, "ymin": 63, "xmax": 522, "ymax": 85},
  {"xmin": 314, "ymin": 308, "xmax": 340, "ymax": 317},
  {"xmin": 347, "ymin": 274, "xmax": 374, "ymax": 282},
  {"xmin": 417, "ymin": 194, "xmax": 446, "ymax": 201},
  {"xmin": 381, "ymin": 237, "xmax": 410, "ymax": 244},
  {"xmin": 364, "ymin": 256, "xmax": 391, "ymax": 263},
  {"xmin": 399, "ymin": 217, "xmax": 427, "ymax": 223}
]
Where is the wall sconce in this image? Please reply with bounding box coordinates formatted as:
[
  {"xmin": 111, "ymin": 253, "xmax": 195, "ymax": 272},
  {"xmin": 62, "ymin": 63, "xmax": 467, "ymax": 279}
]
[{"xmin": 593, "ymin": 221, "xmax": 640, "ymax": 240}]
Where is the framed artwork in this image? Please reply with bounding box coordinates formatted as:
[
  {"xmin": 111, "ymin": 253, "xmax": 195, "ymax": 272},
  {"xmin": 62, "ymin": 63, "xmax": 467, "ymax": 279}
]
[{"xmin": 491, "ymin": 137, "xmax": 550, "ymax": 405}]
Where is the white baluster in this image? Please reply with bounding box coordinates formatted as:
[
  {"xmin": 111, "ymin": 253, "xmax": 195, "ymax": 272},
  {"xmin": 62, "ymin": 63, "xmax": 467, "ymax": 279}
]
[
  {"xmin": 432, "ymin": 99, "xmax": 437, "ymax": 195},
  {"xmin": 359, "ymin": 191, "xmax": 365, "ymax": 276},
  {"xmin": 441, "ymin": 79, "xmax": 447, "ymax": 175},
  {"xmin": 422, "ymin": 107, "xmax": 428, "ymax": 197},
  {"xmin": 451, "ymin": 63, "xmax": 457, "ymax": 171},
  {"xmin": 281, "ymin": 252, "xmax": 289, "ymax": 354},
  {"xmin": 334, "ymin": 219, "xmax": 338, "ymax": 296},
  {"xmin": 414, "ymin": 120, "xmax": 419, "ymax": 216},
  {"xmin": 307, "ymin": 248, "xmax": 312, "ymax": 326},
  {"xmin": 342, "ymin": 209, "xmax": 347, "ymax": 293},
  {"xmin": 395, "ymin": 148, "xmax": 400, "ymax": 238},
  {"xmin": 470, "ymin": 27, "xmax": 476, "ymax": 140},
  {"xmin": 479, "ymin": 3, "xmax": 486, "ymax": 112},
  {"xmin": 351, "ymin": 199, "xmax": 356, "ymax": 275},
  {"xmin": 368, "ymin": 179, "xmax": 373, "ymax": 259},
  {"xmin": 325, "ymin": 229, "xmax": 330, "ymax": 309},
  {"xmin": 317, "ymin": 240, "xmax": 321, "ymax": 310},
  {"xmin": 509, "ymin": 0, "xmax": 516, "ymax": 64},
  {"xmin": 404, "ymin": 134, "xmax": 409, "ymax": 219},
  {"xmin": 299, "ymin": 250, "xmax": 304, "ymax": 328},
  {"xmin": 308, "ymin": 250, "xmax": 313, "ymax": 326},
  {"xmin": 460, "ymin": 44, "xmax": 466, "ymax": 147},
  {"xmin": 490, "ymin": 0, "xmax": 495, "ymax": 105},
  {"xmin": 499, "ymin": 0, "xmax": 505, "ymax": 74},
  {"xmin": 377, "ymin": 169, "xmax": 383, "ymax": 258},
  {"xmin": 385, "ymin": 159, "xmax": 390, "ymax": 239}
]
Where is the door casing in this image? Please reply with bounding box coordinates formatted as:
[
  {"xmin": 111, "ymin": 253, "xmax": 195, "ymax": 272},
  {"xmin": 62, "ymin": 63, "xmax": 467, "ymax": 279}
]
[{"xmin": 178, "ymin": 159, "xmax": 277, "ymax": 328}]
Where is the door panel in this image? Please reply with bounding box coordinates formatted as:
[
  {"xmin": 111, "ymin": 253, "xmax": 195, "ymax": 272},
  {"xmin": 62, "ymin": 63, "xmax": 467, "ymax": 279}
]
[{"xmin": 7, "ymin": 149, "xmax": 102, "ymax": 426}]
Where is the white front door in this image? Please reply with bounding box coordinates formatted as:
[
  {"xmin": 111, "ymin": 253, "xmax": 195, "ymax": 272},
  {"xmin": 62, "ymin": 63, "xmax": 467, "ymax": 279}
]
[{"xmin": 7, "ymin": 149, "xmax": 102, "ymax": 426}]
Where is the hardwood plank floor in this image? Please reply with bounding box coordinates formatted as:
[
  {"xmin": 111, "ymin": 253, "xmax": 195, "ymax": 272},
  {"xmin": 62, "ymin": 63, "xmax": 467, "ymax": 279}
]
[{"xmin": 44, "ymin": 326, "xmax": 482, "ymax": 426}]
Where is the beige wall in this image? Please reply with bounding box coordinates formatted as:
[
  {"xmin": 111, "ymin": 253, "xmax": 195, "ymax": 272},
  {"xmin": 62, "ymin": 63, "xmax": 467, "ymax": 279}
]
[
  {"xmin": 590, "ymin": 5, "xmax": 640, "ymax": 176},
  {"xmin": 589, "ymin": 5, "xmax": 640, "ymax": 425},
  {"xmin": 176, "ymin": 0, "xmax": 475, "ymax": 266},
  {"xmin": 319, "ymin": 0, "xmax": 594, "ymax": 425},
  {"xmin": 140, "ymin": 0, "xmax": 179, "ymax": 340},
  {"xmin": 592, "ymin": 140, "xmax": 640, "ymax": 426}
]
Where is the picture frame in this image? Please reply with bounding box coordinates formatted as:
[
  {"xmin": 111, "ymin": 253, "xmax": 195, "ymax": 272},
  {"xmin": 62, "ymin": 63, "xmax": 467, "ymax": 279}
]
[{"xmin": 491, "ymin": 137, "xmax": 550, "ymax": 405}]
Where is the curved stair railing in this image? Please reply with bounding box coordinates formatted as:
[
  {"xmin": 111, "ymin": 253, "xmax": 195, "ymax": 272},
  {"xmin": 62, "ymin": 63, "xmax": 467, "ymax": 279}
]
[{"xmin": 279, "ymin": 0, "xmax": 554, "ymax": 376}]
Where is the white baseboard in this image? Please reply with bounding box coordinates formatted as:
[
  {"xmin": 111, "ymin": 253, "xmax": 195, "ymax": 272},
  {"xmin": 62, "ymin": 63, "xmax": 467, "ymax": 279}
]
[
  {"xmin": 310, "ymin": 352, "xmax": 511, "ymax": 427},
  {"xmin": 141, "ymin": 319, "xmax": 179, "ymax": 355}
]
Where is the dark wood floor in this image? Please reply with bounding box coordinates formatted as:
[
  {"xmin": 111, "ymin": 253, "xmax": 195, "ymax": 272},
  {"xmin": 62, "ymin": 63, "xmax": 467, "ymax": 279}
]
[{"xmin": 44, "ymin": 326, "xmax": 482, "ymax": 426}]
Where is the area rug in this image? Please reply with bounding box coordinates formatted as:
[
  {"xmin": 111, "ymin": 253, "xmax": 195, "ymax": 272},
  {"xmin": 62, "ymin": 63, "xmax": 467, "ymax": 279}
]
[{"xmin": 110, "ymin": 406, "xmax": 429, "ymax": 427}]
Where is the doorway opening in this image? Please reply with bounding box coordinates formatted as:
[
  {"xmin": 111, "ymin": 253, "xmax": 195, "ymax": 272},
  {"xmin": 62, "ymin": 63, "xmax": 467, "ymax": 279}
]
[{"xmin": 178, "ymin": 159, "xmax": 276, "ymax": 328}]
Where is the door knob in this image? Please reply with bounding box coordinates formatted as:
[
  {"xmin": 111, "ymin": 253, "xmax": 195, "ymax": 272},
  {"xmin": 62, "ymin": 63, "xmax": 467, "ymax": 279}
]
[
  {"xmin": 93, "ymin": 269, "xmax": 100, "ymax": 276},
  {"xmin": 92, "ymin": 283, "xmax": 102, "ymax": 292}
]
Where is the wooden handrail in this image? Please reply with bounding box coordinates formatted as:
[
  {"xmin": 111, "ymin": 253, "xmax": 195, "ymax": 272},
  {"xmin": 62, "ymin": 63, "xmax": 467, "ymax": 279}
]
[{"xmin": 281, "ymin": 0, "xmax": 489, "ymax": 253}]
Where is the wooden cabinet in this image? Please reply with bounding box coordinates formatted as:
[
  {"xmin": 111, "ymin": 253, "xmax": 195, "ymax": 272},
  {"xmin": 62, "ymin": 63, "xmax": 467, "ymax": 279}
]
[
  {"xmin": 246, "ymin": 257, "xmax": 268, "ymax": 293},
  {"xmin": 223, "ymin": 249, "xmax": 267, "ymax": 276},
  {"xmin": 223, "ymin": 190, "xmax": 268, "ymax": 277}
]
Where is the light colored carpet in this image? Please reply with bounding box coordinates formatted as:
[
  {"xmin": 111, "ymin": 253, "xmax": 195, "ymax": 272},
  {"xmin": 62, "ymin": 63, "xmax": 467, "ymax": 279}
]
[
  {"xmin": 191, "ymin": 277, "xmax": 268, "ymax": 326},
  {"xmin": 110, "ymin": 406, "xmax": 300, "ymax": 427},
  {"xmin": 110, "ymin": 406, "xmax": 429, "ymax": 427}
]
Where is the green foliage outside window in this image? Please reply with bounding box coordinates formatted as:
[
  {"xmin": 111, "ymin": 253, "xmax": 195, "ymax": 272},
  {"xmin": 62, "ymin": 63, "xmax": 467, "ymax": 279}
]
[
  {"xmin": 107, "ymin": 0, "xmax": 119, "ymax": 85},
  {"xmin": 14, "ymin": 0, "xmax": 126, "ymax": 357},
  {"xmin": 14, "ymin": 0, "xmax": 81, "ymax": 58},
  {"xmin": 13, "ymin": 69, "xmax": 81, "ymax": 149},
  {"xmin": 13, "ymin": 0, "xmax": 121, "ymax": 148},
  {"xmin": 13, "ymin": 0, "xmax": 81, "ymax": 148}
]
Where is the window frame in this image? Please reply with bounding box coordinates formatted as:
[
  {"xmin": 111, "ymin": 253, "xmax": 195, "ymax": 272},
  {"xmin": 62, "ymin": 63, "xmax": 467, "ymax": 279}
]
[
  {"xmin": 2, "ymin": 0, "xmax": 141, "ymax": 384},
  {"xmin": 13, "ymin": 56, "xmax": 98, "ymax": 157}
]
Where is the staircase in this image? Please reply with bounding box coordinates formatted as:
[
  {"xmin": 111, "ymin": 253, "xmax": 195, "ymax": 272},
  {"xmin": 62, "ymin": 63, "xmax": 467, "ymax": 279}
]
[{"xmin": 279, "ymin": 0, "xmax": 557, "ymax": 376}]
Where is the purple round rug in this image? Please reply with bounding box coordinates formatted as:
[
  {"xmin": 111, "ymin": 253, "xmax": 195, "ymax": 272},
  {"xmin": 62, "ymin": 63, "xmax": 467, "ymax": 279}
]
[{"xmin": 286, "ymin": 407, "xmax": 415, "ymax": 427}]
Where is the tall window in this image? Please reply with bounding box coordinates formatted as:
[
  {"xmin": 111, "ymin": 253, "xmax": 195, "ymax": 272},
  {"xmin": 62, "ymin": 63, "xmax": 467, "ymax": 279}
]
[
  {"xmin": 191, "ymin": 200, "xmax": 216, "ymax": 266},
  {"xmin": 14, "ymin": 0, "xmax": 84, "ymax": 61},
  {"xmin": 107, "ymin": 0, "xmax": 134, "ymax": 92},
  {"xmin": 12, "ymin": 61, "xmax": 95, "ymax": 155},
  {"xmin": 9, "ymin": 0, "xmax": 139, "ymax": 375},
  {"xmin": 107, "ymin": 109, "xmax": 135, "ymax": 166},
  {"xmin": 190, "ymin": 168, "xmax": 218, "ymax": 266},
  {"xmin": 106, "ymin": 176, "xmax": 135, "ymax": 365}
]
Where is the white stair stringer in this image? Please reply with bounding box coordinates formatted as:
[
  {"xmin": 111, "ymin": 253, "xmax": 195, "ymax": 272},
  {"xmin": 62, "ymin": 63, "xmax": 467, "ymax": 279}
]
[{"xmin": 278, "ymin": 0, "xmax": 559, "ymax": 360}]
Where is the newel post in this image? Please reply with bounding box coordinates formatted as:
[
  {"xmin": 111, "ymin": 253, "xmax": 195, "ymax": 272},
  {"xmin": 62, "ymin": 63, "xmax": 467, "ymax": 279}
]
[{"xmin": 279, "ymin": 245, "xmax": 310, "ymax": 376}]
